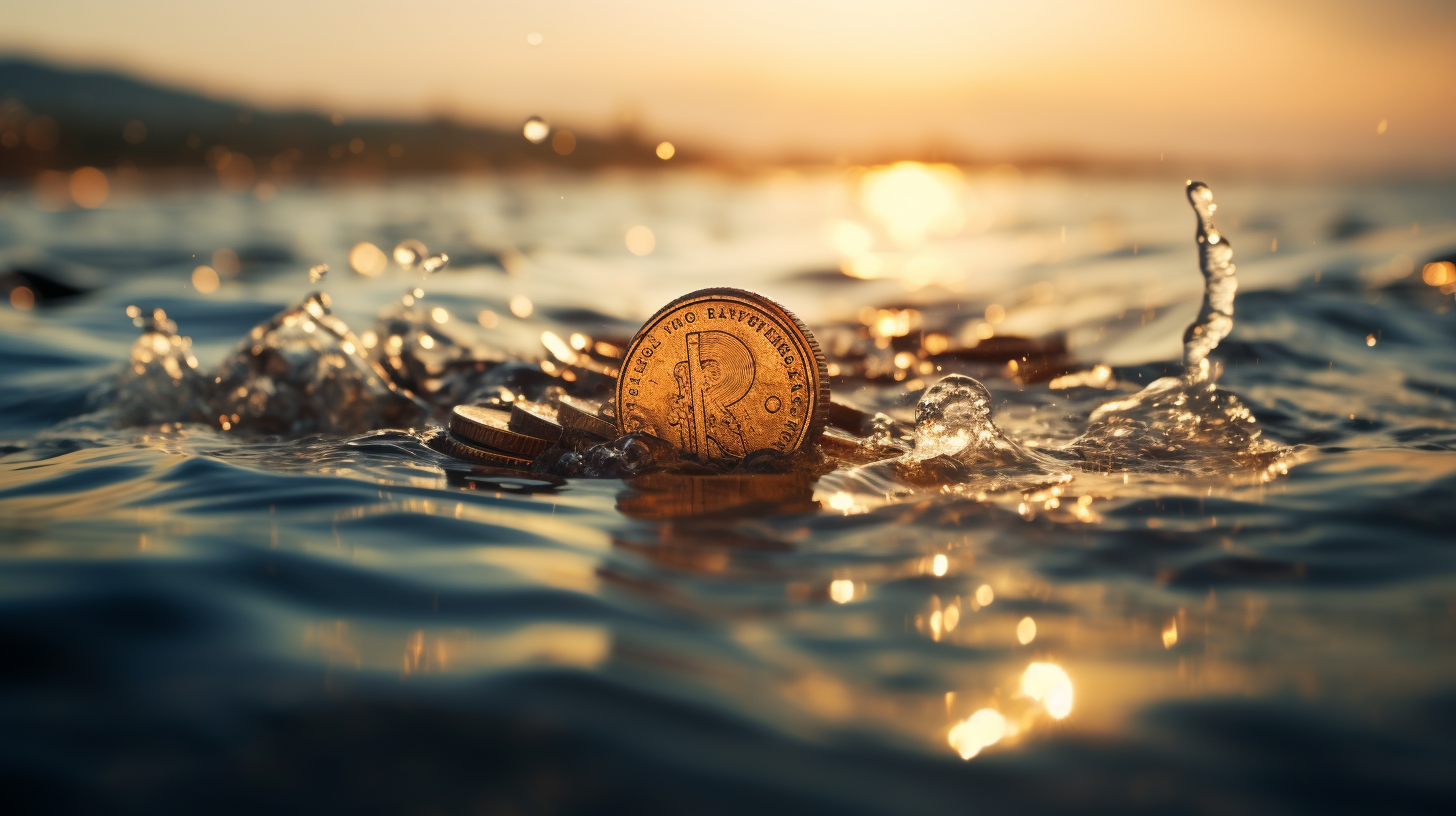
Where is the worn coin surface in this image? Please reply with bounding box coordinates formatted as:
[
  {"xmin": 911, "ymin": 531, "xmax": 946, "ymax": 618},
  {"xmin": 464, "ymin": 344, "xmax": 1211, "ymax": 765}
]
[
  {"xmin": 617, "ymin": 287, "xmax": 829, "ymax": 463},
  {"xmin": 450, "ymin": 405, "xmax": 553, "ymax": 458}
]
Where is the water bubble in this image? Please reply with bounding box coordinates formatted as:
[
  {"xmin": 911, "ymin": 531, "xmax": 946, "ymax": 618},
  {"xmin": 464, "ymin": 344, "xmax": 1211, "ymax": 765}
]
[{"xmin": 308, "ymin": 263, "xmax": 329, "ymax": 283}]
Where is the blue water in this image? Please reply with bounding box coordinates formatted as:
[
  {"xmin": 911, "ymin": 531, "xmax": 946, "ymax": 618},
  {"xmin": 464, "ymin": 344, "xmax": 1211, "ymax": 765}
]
[{"xmin": 2, "ymin": 170, "xmax": 1456, "ymax": 814}]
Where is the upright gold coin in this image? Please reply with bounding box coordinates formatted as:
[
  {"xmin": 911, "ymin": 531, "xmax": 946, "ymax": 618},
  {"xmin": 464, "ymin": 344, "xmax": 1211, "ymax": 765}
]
[{"xmin": 617, "ymin": 287, "xmax": 829, "ymax": 463}]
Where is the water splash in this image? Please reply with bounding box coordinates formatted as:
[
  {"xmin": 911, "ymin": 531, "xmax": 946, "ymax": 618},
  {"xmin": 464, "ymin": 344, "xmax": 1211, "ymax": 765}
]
[
  {"xmin": 822, "ymin": 181, "xmax": 1287, "ymax": 500},
  {"xmin": 208, "ymin": 293, "xmax": 428, "ymax": 435},
  {"xmin": 1182, "ymin": 181, "xmax": 1236, "ymax": 384},
  {"xmin": 1069, "ymin": 182, "xmax": 1283, "ymax": 475},
  {"xmin": 114, "ymin": 307, "xmax": 212, "ymax": 426}
]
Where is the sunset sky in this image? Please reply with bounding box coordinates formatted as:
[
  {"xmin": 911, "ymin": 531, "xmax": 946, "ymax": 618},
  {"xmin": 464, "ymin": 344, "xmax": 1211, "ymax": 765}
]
[{"xmin": 4, "ymin": 0, "xmax": 1454, "ymax": 171}]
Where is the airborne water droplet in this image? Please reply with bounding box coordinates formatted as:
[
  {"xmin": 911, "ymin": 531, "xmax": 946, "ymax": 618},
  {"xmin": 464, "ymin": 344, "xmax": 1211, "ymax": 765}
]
[
  {"xmin": 394, "ymin": 240, "xmax": 428, "ymax": 269},
  {"xmin": 308, "ymin": 264, "xmax": 329, "ymax": 283}
]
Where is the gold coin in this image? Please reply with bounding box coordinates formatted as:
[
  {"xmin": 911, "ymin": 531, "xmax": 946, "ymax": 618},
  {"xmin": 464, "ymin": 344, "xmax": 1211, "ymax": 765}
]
[
  {"xmin": 426, "ymin": 430, "xmax": 533, "ymax": 470},
  {"xmin": 508, "ymin": 401, "xmax": 565, "ymax": 443},
  {"xmin": 556, "ymin": 395, "xmax": 618, "ymax": 440},
  {"xmin": 617, "ymin": 287, "xmax": 828, "ymax": 464},
  {"xmin": 509, "ymin": 401, "xmax": 607, "ymax": 450},
  {"xmin": 450, "ymin": 405, "xmax": 553, "ymax": 457}
]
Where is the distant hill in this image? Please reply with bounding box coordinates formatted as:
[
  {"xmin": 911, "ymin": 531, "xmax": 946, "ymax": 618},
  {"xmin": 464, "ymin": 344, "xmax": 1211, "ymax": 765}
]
[{"xmin": 0, "ymin": 57, "xmax": 681, "ymax": 180}]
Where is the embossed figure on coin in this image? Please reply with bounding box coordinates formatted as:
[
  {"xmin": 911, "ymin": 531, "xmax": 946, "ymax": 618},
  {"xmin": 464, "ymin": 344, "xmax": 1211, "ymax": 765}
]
[
  {"xmin": 666, "ymin": 331, "xmax": 754, "ymax": 458},
  {"xmin": 618, "ymin": 288, "xmax": 829, "ymax": 465}
]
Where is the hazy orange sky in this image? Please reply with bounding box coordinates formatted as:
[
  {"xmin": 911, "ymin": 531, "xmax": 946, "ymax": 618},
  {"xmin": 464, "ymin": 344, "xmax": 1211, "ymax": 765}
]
[{"xmin": 4, "ymin": 0, "xmax": 1454, "ymax": 171}]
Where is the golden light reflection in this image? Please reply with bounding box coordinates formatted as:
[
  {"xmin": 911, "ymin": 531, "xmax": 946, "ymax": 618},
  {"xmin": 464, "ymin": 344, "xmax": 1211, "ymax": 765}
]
[
  {"xmin": 68, "ymin": 166, "xmax": 108, "ymax": 209},
  {"xmin": 522, "ymin": 116, "xmax": 550, "ymax": 144},
  {"xmin": 859, "ymin": 162, "xmax": 964, "ymax": 248},
  {"xmin": 541, "ymin": 331, "xmax": 579, "ymax": 364},
  {"xmin": 829, "ymin": 579, "xmax": 855, "ymax": 604},
  {"xmin": 212, "ymin": 248, "xmax": 241, "ymax": 277},
  {"xmin": 948, "ymin": 708, "xmax": 1006, "ymax": 760},
  {"xmin": 477, "ymin": 309, "xmax": 499, "ymax": 328},
  {"xmin": 861, "ymin": 307, "xmax": 920, "ymax": 338},
  {"xmin": 1017, "ymin": 616, "xmax": 1037, "ymax": 644},
  {"xmin": 828, "ymin": 491, "xmax": 855, "ymax": 513},
  {"xmin": 551, "ymin": 129, "xmax": 576, "ymax": 155},
  {"xmin": 394, "ymin": 239, "xmax": 428, "ymax": 267},
  {"xmin": 655, "ymin": 141, "xmax": 675, "ymax": 160},
  {"xmin": 975, "ymin": 584, "xmax": 994, "ymax": 607},
  {"xmin": 349, "ymin": 242, "xmax": 387, "ymax": 276},
  {"xmin": 1422, "ymin": 261, "xmax": 1455, "ymax": 287},
  {"xmin": 1162, "ymin": 617, "xmax": 1179, "ymax": 648},
  {"xmin": 191, "ymin": 265, "xmax": 220, "ymax": 294},
  {"xmin": 1021, "ymin": 662, "xmax": 1073, "ymax": 719},
  {"xmin": 9, "ymin": 285, "xmax": 35, "ymax": 310},
  {"xmin": 430, "ymin": 307, "xmax": 449, "ymax": 324},
  {"xmin": 931, "ymin": 553, "xmax": 948, "ymax": 577},
  {"xmin": 510, "ymin": 295, "xmax": 533, "ymax": 318},
  {"xmin": 625, "ymin": 225, "xmax": 656, "ymax": 256}
]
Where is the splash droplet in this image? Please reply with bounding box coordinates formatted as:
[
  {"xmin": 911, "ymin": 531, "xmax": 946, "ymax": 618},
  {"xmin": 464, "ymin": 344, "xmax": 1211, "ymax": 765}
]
[
  {"xmin": 394, "ymin": 239, "xmax": 428, "ymax": 268},
  {"xmin": 308, "ymin": 264, "xmax": 329, "ymax": 284},
  {"xmin": 1183, "ymin": 181, "xmax": 1236, "ymax": 383}
]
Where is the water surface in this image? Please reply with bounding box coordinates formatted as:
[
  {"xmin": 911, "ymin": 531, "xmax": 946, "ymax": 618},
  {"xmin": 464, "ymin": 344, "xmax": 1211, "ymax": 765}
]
[{"xmin": 2, "ymin": 169, "xmax": 1455, "ymax": 813}]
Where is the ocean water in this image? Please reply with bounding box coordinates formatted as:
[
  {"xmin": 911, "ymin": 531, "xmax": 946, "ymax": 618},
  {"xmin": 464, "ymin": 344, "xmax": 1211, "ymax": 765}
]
[{"xmin": 2, "ymin": 168, "xmax": 1456, "ymax": 814}]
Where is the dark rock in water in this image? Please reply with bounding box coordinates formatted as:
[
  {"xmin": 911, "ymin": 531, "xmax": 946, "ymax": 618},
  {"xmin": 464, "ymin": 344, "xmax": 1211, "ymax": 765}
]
[{"xmin": 210, "ymin": 293, "xmax": 427, "ymax": 435}]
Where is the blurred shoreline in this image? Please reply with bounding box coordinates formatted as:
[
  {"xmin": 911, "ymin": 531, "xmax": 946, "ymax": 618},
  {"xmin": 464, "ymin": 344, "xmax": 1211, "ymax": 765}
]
[{"xmin": 5, "ymin": 55, "xmax": 1452, "ymax": 204}]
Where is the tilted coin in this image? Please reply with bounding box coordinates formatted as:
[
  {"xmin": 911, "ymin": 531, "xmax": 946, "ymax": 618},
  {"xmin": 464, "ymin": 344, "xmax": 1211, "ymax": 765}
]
[
  {"xmin": 449, "ymin": 405, "xmax": 553, "ymax": 458},
  {"xmin": 509, "ymin": 401, "xmax": 606, "ymax": 451},
  {"xmin": 508, "ymin": 400, "xmax": 565, "ymax": 443},
  {"xmin": 556, "ymin": 395, "xmax": 618, "ymax": 440},
  {"xmin": 425, "ymin": 430, "xmax": 534, "ymax": 471},
  {"xmin": 617, "ymin": 287, "xmax": 829, "ymax": 464}
]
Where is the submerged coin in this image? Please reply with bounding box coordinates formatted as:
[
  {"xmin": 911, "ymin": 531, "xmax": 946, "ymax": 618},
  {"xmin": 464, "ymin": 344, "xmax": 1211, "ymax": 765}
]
[
  {"xmin": 617, "ymin": 287, "xmax": 829, "ymax": 463},
  {"xmin": 449, "ymin": 405, "xmax": 553, "ymax": 458},
  {"xmin": 426, "ymin": 430, "xmax": 534, "ymax": 470}
]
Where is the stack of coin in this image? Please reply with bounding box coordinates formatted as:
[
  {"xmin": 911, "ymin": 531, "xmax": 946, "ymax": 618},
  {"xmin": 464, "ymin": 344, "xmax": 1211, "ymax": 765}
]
[
  {"xmin": 510, "ymin": 399, "xmax": 614, "ymax": 451},
  {"xmin": 431, "ymin": 399, "xmax": 623, "ymax": 470},
  {"xmin": 427, "ymin": 405, "xmax": 553, "ymax": 470}
]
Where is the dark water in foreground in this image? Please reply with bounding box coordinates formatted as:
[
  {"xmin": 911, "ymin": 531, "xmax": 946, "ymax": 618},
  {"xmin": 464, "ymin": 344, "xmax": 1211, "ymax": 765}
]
[{"xmin": 2, "ymin": 170, "xmax": 1456, "ymax": 814}]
